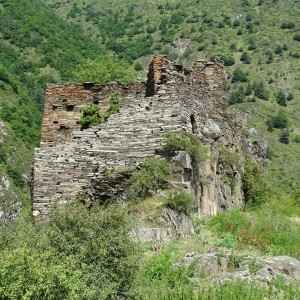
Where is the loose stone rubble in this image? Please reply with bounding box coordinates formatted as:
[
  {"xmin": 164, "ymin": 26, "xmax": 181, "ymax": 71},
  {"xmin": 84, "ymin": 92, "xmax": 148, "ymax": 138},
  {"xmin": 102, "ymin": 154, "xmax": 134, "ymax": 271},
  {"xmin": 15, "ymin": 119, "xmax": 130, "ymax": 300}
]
[{"xmin": 32, "ymin": 55, "xmax": 265, "ymax": 222}]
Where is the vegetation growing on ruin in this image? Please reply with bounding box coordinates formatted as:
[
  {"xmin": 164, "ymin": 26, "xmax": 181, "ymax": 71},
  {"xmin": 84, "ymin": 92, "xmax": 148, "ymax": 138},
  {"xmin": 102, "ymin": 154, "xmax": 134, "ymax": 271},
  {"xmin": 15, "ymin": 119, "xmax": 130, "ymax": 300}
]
[
  {"xmin": 162, "ymin": 191, "xmax": 193, "ymax": 215},
  {"xmin": 128, "ymin": 158, "xmax": 171, "ymax": 199},
  {"xmin": 164, "ymin": 132, "xmax": 208, "ymax": 162},
  {"xmin": 80, "ymin": 92, "xmax": 121, "ymax": 129}
]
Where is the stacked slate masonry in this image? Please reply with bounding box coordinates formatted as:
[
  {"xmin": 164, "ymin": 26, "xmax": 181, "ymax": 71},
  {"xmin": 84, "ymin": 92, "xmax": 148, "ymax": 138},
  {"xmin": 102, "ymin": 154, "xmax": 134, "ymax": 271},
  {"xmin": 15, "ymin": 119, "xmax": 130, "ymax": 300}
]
[{"xmin": 32, "ymin": 55, "xmax": 256, "ymax": 222}]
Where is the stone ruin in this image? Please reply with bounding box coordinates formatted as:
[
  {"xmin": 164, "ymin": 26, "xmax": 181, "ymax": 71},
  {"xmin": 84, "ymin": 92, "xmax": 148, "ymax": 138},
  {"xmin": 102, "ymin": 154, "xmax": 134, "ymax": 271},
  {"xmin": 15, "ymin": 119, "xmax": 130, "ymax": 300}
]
[{"xmin": 32, "ymin": 55, "xmax": 261, "ymax": 222}]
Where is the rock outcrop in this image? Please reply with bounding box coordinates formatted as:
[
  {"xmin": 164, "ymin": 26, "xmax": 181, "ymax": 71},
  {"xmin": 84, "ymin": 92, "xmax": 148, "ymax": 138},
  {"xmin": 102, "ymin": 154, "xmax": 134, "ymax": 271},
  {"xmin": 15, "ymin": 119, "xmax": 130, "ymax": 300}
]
[
  {"xmin": 181, "ymin": 251, "xmax": 300, "ymax": 284},
  {"xmin": 32, "ymin": 55, "xmax": 264, "ymax": 222}
]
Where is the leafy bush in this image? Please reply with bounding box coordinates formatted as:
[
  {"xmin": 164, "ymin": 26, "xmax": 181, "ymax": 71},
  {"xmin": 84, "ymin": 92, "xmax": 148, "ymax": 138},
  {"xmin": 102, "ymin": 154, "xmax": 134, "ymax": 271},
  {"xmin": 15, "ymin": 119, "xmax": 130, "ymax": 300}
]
[
  {"xmin": 134, "ymin": 61, "xmax": 143, "ymax": 71},
  {"xmin": 229, "ymin": 87, "xmax": 244, "ymax": 104},
  {"xmin": 128, "ymin": 158, "xmax": 170, "ymax": 199},
  {"xmin": 267, "ymin": 111, "xmax": 288, "ymax": 129},
  {"xmin": 276, "ymin": 89, "xmax": 288, "ymax": 106},
  {"xmin": 243, "ymin": 158, "xmax": 268, "ymax": 207},
  {"xmin": 294, "ymin": 135, "xmax": 300, "ymax": 144},
  {"xmin": 293, "ymin": 33, "xmax": 300, "ymax": 42},
  {"xmin": 0, "ymin": 204, "xmax": 137, "ymax": 299},
  {"xmin": 80, "ymin": 93, "xmax": 121, "ymax": 129},
  {"xmin": 240, "ymin": 52, "xmax": 251, "ymax": 64},
  {"xmin": 232, "ymin": 68, "xmax": 248, "ymax": 82},
  {"xmin": 164, "ymin": 132, "xmax": 207, "ymax": 162},
  {"xmin": 218, "ymin": 54, "xmax": 235, "ymax": 66},
  {"xmin": 279, "ymin": 129, "xmax": 290, "ymax": 144},
  {"xmin": 253, "ymin": 81, "xmax": 269, "ymax": 100},
  {"xmin": 163, "ymin": 191, "xmax": 193, "ymax": 215},
  {"xmin": 80, "ymin": 104, "xmax": 103, "ymax": 129},
  {"xmin": 280, "ymin": 21, "xmax": 295, "ymax": 29}
]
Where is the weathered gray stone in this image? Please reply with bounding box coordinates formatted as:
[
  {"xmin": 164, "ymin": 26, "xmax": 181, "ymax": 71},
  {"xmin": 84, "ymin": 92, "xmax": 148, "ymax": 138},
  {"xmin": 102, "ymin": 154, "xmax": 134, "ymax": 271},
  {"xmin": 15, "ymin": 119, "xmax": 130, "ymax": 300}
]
[
  {"xmin": 31, "ymin": 56, "xmax": 264, "ymax": 222},
  {"xmin": 181, "ymin": 252, "xmax": 300, "ymax": 284}
]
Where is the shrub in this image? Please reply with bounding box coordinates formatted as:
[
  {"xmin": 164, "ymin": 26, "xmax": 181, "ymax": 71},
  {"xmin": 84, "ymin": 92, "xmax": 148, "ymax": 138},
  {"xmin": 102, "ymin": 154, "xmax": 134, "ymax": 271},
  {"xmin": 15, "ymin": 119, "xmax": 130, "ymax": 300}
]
[
  {"xmin": 164, "ymin": 132, "xmax": 207, "ymax": 162},
  {"xmin": 128, "ymin": 158, "xmax": 170, "ymax": 199},
  {"xmin": 279, "ymin": 129, "xmax": 290, "ymax": 144},
  {"xmin": 293, "ymin": 33, "xmax": 300, "ymax": 42},
  {"xmin": 265, "ymin": 49, "xmax": 273, "ymax": 64},
  {"xmin": 274, "ymin": 44, "xmax": 284, "ymax": 56},
  {"xmin": 134, "ymin": 61, "xmax": 143, "ymax": 71},
  {"xmin": 276, "ymin": 89, "xmax": 288, "ymax": 106},
  {"xmin": 267, "ymin": 111, "xmax": 288, "ymax": 129},
  {"xmin": 240, "ymin": 52, "xmax": 251, "ymax": 64},
  {"xmin": 80, "ymin": 104, "xmax": 103, "ymax": 129},
  {"xmin": 80, "ymin": 92, "xmax": 121, "ymax": 129},
  {"xmin": 253, "ymin": 81, "xmax": 269, "ymax": 100},
  {"xmin": 243, "ymin": 158, "xmax": 267, "ymax": 207},
  {"xmin": 294, "ymin": 135, "xmax": 300, "ymax": 144},
  {"xmin": 163, "ymin": 191, "xmax": 193, "ymax": 215},
  {"xmin": 232, "ymin": 68, "xmax": 248, "ymax": 82},
  {"xmin": 0, "ymin": 204, "xmax": 137, "ymax": 299},
  {"xmin": 280, "ymin": 21, "xmax": 295, "ymax": 29},
  {"xmin": 248, "ymin": 38, "xmax": 257, "ymax": 51},
  {"xmin": 217, "ymin": 54, "xmax": 235, "ymax": 66},
  {"xmin": 229, "ymin": 87, "xmax": 244, "ymax": 104}
]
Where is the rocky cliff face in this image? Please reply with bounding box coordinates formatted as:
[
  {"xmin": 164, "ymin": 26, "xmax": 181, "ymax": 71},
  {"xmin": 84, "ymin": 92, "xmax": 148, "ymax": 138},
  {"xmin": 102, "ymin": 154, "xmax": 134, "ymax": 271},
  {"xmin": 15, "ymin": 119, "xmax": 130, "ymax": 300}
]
[{"xmin": 32, "ymin": 56, "xmax": 265, "ymax": 222}]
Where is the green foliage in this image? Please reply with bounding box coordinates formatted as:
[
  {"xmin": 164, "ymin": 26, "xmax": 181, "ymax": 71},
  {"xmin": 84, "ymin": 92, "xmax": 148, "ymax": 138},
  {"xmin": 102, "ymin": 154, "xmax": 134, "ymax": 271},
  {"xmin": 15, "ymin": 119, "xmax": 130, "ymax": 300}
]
[
  {"xmin": 137, "ymin": 281, "xmax": 300, "ymax": 300},
  {"xmin": 293, "ymin": 33, "xmax": 300, "ymax": 42},
  {"xmin": 279, "ymin": 129, "xmax": 290, "ymax": 144},
  {"xmin": 135, "ymin": 248, "xmax": 194, "ymax": 295},
  {"xmin": 218, "ymin": 54, "xmax": 235, "ymax": 67},
  {"xmin": 294, "ymin": 135, "xmax": 300, "ymax": 144},
  {"xmin": 164, "ymin": 132, "xmax": 207, "ymax": 162},
  {"xmin": 73, "ymin": 55, "xmax": 136, "ymax": 84},
  {"xmin": 80, "ymin": 104, "xmax": 103, "ymax": 129},
  {"xmin": 134, "ymin": 61, "xmax": 143, "ymax": 71},
  {"xmin": 135, "ymin": 244, "xmax": 300, "ymax": 299},
  {"xmin": 0, "ymin": 204, "xmax": 137, "ymax": 299},
  {"xmin": 229, "ymin": 87, "xmax": 244, "ymax": 104},
  {"xmin": 128, "ymin": 158, "xmax": 170, "ymax": 199},
  {"xmin": 280, "ymin": 21, "xmax": 295, "ymax": 29},
  {"xmin": 267, "ymin": 111, "xmax": 288, "ymax": 129},
  {"xmin": 240, "ymin": 52, "xmax": 251, "ymax": 64},
  {"xmin": 253, "ymin": 81, "xmax": 269, "ymax": 100},
  {"xmin": 209, "ymin": 202, "xmax": 300, "ymax": 257},
  {"xmin": 243, "ymin": 158, "xmax": 268, "ymax": 207},
  {"xmin": 80, "ymin": 92, "xmax": 121, "ymax": 129},
  {"xmin": 163, "ymin": 191, "xmax": 193, "ymax": 215},
  {"xmin": 276, "ymin": 89, "xmax": 288, "ymax": 106},
  {"xmin": 232, "ymin": 68, "xmax": 248, "ymax": 83}
]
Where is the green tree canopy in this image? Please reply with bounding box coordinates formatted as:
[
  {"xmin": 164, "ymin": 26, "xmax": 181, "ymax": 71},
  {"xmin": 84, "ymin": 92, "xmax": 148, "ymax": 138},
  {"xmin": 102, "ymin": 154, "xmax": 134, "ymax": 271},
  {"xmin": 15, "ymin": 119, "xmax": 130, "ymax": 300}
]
[{"xmin": 72, "ymin": 55, "xmax": 137, "ymax": 84}]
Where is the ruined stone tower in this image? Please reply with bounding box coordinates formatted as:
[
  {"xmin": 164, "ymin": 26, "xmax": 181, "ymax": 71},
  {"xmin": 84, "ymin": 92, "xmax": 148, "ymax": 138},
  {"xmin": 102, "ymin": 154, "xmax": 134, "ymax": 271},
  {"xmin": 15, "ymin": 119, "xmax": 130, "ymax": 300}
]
[{"xmin": 32, "ymin": 56, "xmax": 249, "ymax": 222}]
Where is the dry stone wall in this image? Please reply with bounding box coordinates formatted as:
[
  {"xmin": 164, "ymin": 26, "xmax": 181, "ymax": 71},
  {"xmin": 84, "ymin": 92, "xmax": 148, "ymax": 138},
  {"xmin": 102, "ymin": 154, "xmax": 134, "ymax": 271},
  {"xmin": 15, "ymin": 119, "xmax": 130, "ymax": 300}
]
[{"xmin": 32, "ymin": 55, "xmax": 256, "ymax": 222}]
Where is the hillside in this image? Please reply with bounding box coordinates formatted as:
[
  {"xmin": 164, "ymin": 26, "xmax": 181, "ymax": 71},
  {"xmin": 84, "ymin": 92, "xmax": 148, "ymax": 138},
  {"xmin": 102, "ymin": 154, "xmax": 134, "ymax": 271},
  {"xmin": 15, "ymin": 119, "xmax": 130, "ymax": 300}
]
[
  {"xmin": 0, "ymin": 0, "xmax": 104, "ymax": 217},
  {"xmin": 44, "ymin": 0, "xmax": 300, "ymax": 196},
  {"xmin": 0, "ymin": 0, "xmax": 300, "ymax": 299}
]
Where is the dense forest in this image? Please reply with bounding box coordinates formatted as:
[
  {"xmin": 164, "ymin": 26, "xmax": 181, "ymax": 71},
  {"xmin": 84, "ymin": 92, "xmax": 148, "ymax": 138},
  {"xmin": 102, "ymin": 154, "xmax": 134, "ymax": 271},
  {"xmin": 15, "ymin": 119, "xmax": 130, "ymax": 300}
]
[{"xmin": 0, "ymin": 0, "xmax": 300, "ymax": 299}]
